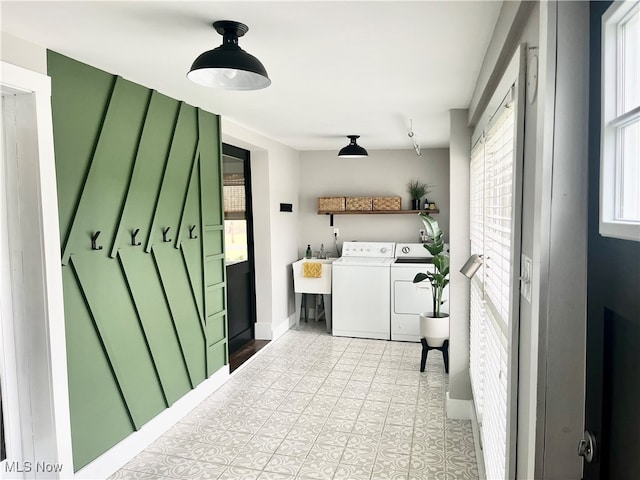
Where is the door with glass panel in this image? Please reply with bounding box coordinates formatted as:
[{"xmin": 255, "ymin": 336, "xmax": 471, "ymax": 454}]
[
  {"xmin": 584, "ymin": 2, "xmax": 640, "ymax": 479},
  {"xmin": 222, "ymin": 144, "xmax": 257, "ymax": 354}
]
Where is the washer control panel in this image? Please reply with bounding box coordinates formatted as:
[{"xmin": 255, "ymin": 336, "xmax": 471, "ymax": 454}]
[{"xmin": 341, "ymin": 242, "xmax": 396, "ymax": 258}]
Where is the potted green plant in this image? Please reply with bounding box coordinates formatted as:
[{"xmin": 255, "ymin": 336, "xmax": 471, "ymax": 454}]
[
  {"xmin": 407, "ymin": 179, "xmax": 431, "ymax": 210},
  {"xmin": 412, "ymin": 214, "xmax": 450, "ymax": 367}
]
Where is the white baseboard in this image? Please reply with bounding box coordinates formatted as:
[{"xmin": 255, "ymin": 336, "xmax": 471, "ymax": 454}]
[
  {"xmin": 272, "ymin": 315, "xmax": 293, "ymax": 340},
  {"xmin": 254, "ymin": 321, "xmax": 273, "ymax": 340},
  {"xmin": 446, "ymin": 392, "xmax": 472, "ymax": 420},
  {"xmin": 470, "ymin": 397, "xmax": 486, "ymax": 480},
  {"xmin": 74, "ymin": 366, "xmax": 230, "ymax": 480}
]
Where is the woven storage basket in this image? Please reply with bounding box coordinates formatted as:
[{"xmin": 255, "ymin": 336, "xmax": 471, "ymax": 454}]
[
  {"xmin": 346, "ymin": 196, "xmax": 373, "ymax": 211},
  {"xmin": 372, "ymin": 196, "xmax": 401, "ymax": 211},
  {"xmin": 318, "ymin": 197, "xmax": 345, "ymax": 211}
]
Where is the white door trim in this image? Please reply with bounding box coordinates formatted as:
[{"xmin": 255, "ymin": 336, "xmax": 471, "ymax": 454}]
[
  {"xmin": 1, "ymin": 91, "xmax": 24, "ymax": 479},
  {"xmin": 0, "ymin": 60, "xmax": 72, "ymax": 479}
]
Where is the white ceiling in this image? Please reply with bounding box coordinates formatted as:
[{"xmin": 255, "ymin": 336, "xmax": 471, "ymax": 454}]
[{"xmin": 1, "ymin": 1, "xmax": 501, "ymax": 152}]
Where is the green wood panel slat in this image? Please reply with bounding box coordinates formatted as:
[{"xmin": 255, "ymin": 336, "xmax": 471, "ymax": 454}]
[
  {"xmin": 176, "ymin": 149, "xmax": 200, "ymax": 249},
  {"xmin": 61, "ymin": 76, "xmax": 150, "ymax": 265},
  {"xmin": 198, "ymin": 110, "xmax": 223, "ymax": 227},
  {"xmin": 62, "ymin": 266, "xmax": 134, "ymax": 471},
  {"xmin": 146, "ymin": 102, "xmax": 198, "ymax": 253},
  {"xmin": 207, "ymin": 341, "xmax": 228, "ymax": 375},
  {"xmin": 181, "ymin": 244, "xmax": 204, "ymax": 325},
  {"xmin": 206, "ymin": 286, "xmax": 226, "ymax": 317},
  {"xmin": 110, "ymin": 91, "xmax": 180, "ymax": 258},
  {"xmin": 70, "ymin": 254, "xmax": 166, "ymax": 428},
  {"xmin": 152, "ymin": 244, "xmax": 206, "ymax": 386},
  {"xmin": 178, "ymin": 154, "xmax": 205, "ymax": 322},
  {"xmin": 118, "ymin": 250, "xmax": 192, "ymax": 405},
  {"xmin": 48, "ymin": 51, "xmax": 116, "ymax": 251},
  {"xmin": 204, "ymin": 230, "xmax": 223, "ymax": 256},
  {"xmin": 206, "ymin": 315, "xmax": 226, "ymax": 346},
  {"xmin": 205, "ymin": 257, "xmax": 225, "ymax": 287}
]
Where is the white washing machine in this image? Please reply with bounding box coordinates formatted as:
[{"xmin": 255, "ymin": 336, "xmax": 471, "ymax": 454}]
[
  {"xmin": 391, "ymin": 243, "xmax": 449, "ymax": 342},
  {"xmin": 332, "ymin": 241, "xmax": 395, "ymax": 340}
]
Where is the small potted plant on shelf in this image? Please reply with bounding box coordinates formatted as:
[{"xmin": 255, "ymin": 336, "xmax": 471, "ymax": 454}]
[
  {"xmin": 407, "ymin": 179, "xmax": 431, "ymax": 210},
  {"xmin": 412, "ymin": 213, "xmax": 450, "ymax": 372}
]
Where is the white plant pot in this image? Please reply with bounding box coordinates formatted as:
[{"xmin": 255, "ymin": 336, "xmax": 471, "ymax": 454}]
[{"xmin": 419, "ymin": 312, "xmax": 450, "ymax": 347}]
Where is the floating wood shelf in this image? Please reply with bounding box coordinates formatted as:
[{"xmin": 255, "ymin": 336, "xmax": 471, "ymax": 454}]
[{"xmin": 318, "ymin": 209, "xmax": 440, "ymax": 226}]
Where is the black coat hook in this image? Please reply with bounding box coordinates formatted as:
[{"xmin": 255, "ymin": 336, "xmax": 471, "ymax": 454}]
[
  {"xmin": 91, "ymin": 231, "xmax": 103, "ymax": 251},
  {"xmin": 131, "ymin": 228, "xmax": 141, "ymax": 246},
  {"xmin": 162, "ymin": 227, "xmax": 172, "ymax": 243},
  {"xmin": 189, "ymin": 224, "xmax": 198, "ymax": 240}
]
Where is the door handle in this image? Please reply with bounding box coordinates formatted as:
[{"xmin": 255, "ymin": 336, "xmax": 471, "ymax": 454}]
[{"xmin": 578, "ymin": 431, "xmax": 596, "ymax": 463}]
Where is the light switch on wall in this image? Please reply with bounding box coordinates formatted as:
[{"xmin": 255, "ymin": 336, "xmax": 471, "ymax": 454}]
[{"xmin": 520, "ymin": 254, "xmax": 532, "ymax": 302}]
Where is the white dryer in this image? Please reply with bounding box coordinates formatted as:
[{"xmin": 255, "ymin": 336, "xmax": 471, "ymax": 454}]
[
  {"xmin": 332, "ymin": 241, "xmax": 395, "ymax": 340},
  {"xmin": 391, "ymin": 243, "xmax": 449, "ymax": 342}
]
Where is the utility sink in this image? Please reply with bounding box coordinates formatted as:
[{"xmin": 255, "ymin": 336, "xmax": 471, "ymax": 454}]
[
  {"xmin": 292, "ymin": 258, "xmax": 335, "ymax": 294},
  {"xmin": 292, "ymin": 258, "xmax": 335, "ymax": 333}
]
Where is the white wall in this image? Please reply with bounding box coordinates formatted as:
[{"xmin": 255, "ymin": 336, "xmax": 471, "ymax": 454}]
[
  {"xmin": 1, "ymin": 32, "xmax": 47, "ymax": 75},
  {"xmin": 298, "ymin": 148, "xmax": 449, "ymax": 256},
  {"xmin": 222, "ymin": 120, "xmax": 301, "ymax": 339}
]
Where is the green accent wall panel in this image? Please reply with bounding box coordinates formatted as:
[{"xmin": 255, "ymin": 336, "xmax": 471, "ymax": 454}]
[
  {"xmin": 118, "ymin": 250, "xmax": 192, "ymax": 405},
  {"xmin": 147, "ymin": 103, "xmax": 198, "ymax": 252},
  {"xmin": 152, "ymin": 244, "xmax": 206, "ymax": 386},
  {"xmin": 61, "ymin": 76, "xmax": 151, "ymax": 265},
  {"xmin": 198, "ymin": 111, "xmax": 223, "ymax": 227},
  {"xmin": 48, "ymin": 51, "xmax": 227, "ymax": 470},
  {"xmin": 71, "ymin": 255, "xmax": 166, "ymax": 427},
  {"xmin": 207, "ymin": 341, "xmax": 227, "ymax": 376},
  {"xmin": 111, "ymin": 91, "xmax": 181, "ymax": 257},
  {"xmin": 48, "ymin": 52, "xmax": 116, "ymax": 248},
  {"xmin": 62, "ymin": 267, "xmax": 134, "ymax": 471}
]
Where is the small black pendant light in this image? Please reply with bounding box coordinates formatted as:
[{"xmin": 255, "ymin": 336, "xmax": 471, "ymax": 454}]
[
  {"xmin": 338, "ymin": 135, "xmax": 368, "ymax": 158},
  {"xmin": 187, "ymin": 20, "xmax": 271, "ymax": 90}
]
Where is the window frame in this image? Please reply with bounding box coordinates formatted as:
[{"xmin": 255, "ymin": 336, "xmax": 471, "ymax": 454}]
[{"xmin": 600, "ymin": 0, "xmax": 640, "ymax": 241}]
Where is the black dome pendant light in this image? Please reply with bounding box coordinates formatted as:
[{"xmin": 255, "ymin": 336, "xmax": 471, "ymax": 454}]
[
  {"xmin": 187, "ymin": 20, "xmax": 271, "ymax": 90},
  {"xmin": 338, "ymin": 135, "xmax": 368, "ymax": 158}
]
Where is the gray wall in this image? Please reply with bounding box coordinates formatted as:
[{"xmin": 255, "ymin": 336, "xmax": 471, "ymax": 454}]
[
  {"xmin": 298, "ymin": 148, "xmax": 449, "ymax": 257},
  {"xmin": 448, "ymin": 110, "xmax": 472, "ymax": 403}
]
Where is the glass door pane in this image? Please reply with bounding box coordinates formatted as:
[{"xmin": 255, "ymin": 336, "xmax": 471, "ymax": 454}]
[{"xmin": 223, "ymin": 155, "xmax": 248, "ymax": 264}]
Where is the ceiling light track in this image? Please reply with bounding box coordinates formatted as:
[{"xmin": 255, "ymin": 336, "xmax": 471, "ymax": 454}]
[{"xmin": 408, "ymin": 119, "xmax": 421, "ymax": 156}]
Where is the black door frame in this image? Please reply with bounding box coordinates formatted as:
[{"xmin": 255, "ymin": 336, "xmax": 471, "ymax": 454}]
[{"xmin": 222, "ymin": 143, "xmax": 257, "ymax": 353}]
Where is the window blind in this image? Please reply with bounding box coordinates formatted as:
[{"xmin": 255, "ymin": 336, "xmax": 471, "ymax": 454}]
[
  {"xmin": 469, "ymin": 86, "xmax": 517, "ymax": 480},
  {"xmin": 469, "ymin": 140, "xmax": 486, "ymax": 421},
  {"xmin": 484, "ymin": 95, "xmax": 515, "ymax": 328}
]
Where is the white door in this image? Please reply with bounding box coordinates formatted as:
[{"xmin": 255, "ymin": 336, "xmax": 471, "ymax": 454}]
[
  {"xmin": 0, "ymin": 92, "xmax": 25, "ymax": 478},
  {"xmin": 0, "ymin": 63, "xmax": 72, "ymax": 478}
]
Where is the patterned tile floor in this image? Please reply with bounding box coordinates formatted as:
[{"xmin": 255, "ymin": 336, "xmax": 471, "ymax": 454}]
[{"xmin": 110, "ymin": 322, "xmax": 478, "ymax": 479}]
